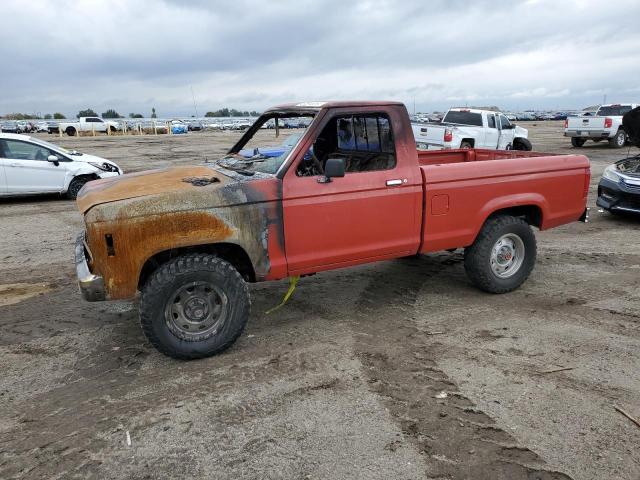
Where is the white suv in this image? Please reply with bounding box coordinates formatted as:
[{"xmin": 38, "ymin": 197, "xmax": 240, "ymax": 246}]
[{"xmin": 0, "ymin": 133, "xmax": 122, "ymax": 199}]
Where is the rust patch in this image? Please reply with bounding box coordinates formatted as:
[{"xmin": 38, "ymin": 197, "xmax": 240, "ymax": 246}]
[
  {"xmin": 86, "ymin": 210, "xmax": 234, "ymax": 299},
  {"xmin": 182, "ymin": 176, "xmax": 220, "ymax": 186},
  {"xmin": 76, "ymin": 166, "xmax": 227, "ymax": 214}
]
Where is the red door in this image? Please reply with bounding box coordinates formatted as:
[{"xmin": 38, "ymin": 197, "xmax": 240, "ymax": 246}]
[{"xmin": 282, "ymin": 107, "xmax": 422, "ymax": 275}]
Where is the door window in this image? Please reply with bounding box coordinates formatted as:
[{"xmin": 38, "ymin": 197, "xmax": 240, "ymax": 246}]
[
  {"xmin": 487, "ymin": 115, "xmax": 496, "ymax": 128},
  {"xmin": 0, "ymin": 140, "xmax": 53, "ymax": 161},
  {"xmin": 499, "ymin": 115, "xmax": 511, "ymax": 129},
  {"xmin": 297, "ymin": 113, "xmax": 396, "ymax": 176}
]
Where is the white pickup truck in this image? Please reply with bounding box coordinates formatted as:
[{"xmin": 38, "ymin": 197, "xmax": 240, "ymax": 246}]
[
  {"xmin": 564, "ymin": 104, "xmax": 637, "ymax": 148},
  {"xmin": 412, "ymin": 108, "xmax": 532, "ymax": 151},
  {"xmin": 58, "ymin": 117, "xmax": 121, "ymax": 136}
]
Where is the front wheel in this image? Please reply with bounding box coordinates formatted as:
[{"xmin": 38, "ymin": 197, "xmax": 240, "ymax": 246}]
[
  {"xmin": 140, "ymin": 254, "xmax": 250, "ymax": 360},
  {"xmin": 66, "ymin": 176, "xmax": 89, "ymax": 199},
  {"xmin": 464, "ymin": 215, "xmax": 537, "ymax": 293},
  {"xmin": 608, "ymin": 130, "xmax": 626, "ymax": 148}
]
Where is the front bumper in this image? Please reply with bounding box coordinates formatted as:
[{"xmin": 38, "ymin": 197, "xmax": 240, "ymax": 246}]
[
  {"xmin": 597, "ymin": 177, "xmax": 640, "ymax": 214},
  {"xmin": 75, "ymin": 232, "xmax": 106, "ymax": 301}
]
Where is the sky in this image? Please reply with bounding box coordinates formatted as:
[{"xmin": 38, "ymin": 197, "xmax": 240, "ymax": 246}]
[{"xmin": 1, "ymin": 0, "xmax": 639, "ymax": 117}]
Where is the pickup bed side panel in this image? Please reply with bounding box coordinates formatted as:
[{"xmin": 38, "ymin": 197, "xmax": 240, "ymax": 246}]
[{"xmin": 419, "ymin": 154, "xmax": 589, "ymax": 253}]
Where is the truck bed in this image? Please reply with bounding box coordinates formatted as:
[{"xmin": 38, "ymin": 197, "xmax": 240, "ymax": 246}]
[
  {"xmin": 416, "ymin": 148, "xmax": 590, "ymax": 254},
  {"xmin": 417, "ymin": 148, "xmax": 547, "ymax": 166}
]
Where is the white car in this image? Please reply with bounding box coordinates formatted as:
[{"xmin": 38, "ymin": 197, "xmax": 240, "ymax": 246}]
[
  {"xmin": 0, "ymin": 133, "xmax": 122, "ymax": 199},
  {"xmin": 564, "ymin": 103, "xmax": 638, "ymax": 148},
  {"xmin": 412, "ymin": 108, "xmax": 532, "ymax": 151},
  {"xmin": 58, "ymin": 117, "xmax": 121, "ymax": 136}
]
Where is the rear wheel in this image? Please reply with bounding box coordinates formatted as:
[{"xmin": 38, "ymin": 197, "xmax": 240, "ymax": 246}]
[
  {"xmin": 609, "ymin": 129, "xmax": 626, "ymax": 148},
  {"xmin": 513, "ymin": 138, "xmax": 532, "ymax": 151},
  {"xmin": 459, "ymin": 141, "xmax": 473, "ymax": 149},
  {"xmin": 571, "ymin": 137, "xmax": 586, "ymax": 147},
  {"xmin": 66, "ymin": 126, "xmax": 76, "ymax": 136},
  {"xmin": 464, "ymin": 215, "xmax": 537, "ymax": 293},
  {"xmin": 140, "ymin": 254, "xmax": 250, "ymax": 360}
]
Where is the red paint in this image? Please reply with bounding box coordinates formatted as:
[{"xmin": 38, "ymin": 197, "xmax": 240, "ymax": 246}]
[{"xmin": 275, "ymin": 104, "xmax": 589, "ymax": 278}]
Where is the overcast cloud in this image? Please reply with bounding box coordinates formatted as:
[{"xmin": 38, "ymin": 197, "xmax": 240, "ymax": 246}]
[{"xmin": 2, "ymin": 0, "xmax": 639, "ymax": 116}]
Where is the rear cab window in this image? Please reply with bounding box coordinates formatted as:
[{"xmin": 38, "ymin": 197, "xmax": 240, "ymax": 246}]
[
  {"xmin": 442, "ymin": 110, "xmax": 483, "ymax": 126},
  {"xmin": 597, "ymin": 105, "xmax": 633, "ymax": 116}
]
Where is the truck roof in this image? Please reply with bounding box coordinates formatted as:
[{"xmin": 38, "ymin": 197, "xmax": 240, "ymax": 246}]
[
  {"xmin": 265, "ymin": 101, "xmax": 405, "ymax": 113},
  {"xmin": 448, "ymin": 107, "xmax": 501, "ymax": 115}
]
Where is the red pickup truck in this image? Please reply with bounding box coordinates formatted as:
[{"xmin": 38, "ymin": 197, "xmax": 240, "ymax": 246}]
[{"xmin": 75, "ymin": 101, "xmax": 590, "ymax": 359}]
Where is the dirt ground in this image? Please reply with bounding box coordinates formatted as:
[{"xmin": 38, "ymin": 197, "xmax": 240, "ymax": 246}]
[{"xmin": 0, "ymin": 122, "xmax": 638, "ymax": 480}]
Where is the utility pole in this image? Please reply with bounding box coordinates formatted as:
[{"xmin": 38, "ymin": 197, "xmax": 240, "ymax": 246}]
[{"xmin": 190, "ymin": 85, "xmax": 199, "ymax": 119}]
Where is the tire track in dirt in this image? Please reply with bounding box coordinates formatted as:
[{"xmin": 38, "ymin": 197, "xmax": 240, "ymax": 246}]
[{"xmin": 351, "ymin": 256, "xmax": 573, "ymax": 480}]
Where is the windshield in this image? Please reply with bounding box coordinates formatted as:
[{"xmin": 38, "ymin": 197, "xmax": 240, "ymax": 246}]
[
  {"xmin": 442, "ymin": 110, "xmax": 483, "ymax": 126},
  {"xmin": 597, "ymin": 105, "xmax": 633, "ymax": 116},
  {"xmin": 32, "ymin": 138, "xmax": 70, "ymax": 154},
  {"xmin": 216, "ymin": 113, "xmax": 315, "ymax": 175}
]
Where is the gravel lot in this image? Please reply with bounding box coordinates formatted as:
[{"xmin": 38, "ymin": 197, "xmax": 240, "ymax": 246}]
[{"xmin": 0, "ymin": 122, "xmax": 638, "ymax": 480}]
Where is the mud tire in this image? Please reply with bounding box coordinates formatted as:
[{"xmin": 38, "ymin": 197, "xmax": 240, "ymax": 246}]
[
  {"xmin": 464, "ymin": 215, "xmax": 537, "ymax": 294},
  {"xmin": 140, "ymin": 254, "xmax": 250, "ymax": 360}
]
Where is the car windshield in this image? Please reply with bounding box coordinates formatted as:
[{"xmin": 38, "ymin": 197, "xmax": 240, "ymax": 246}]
[
  {"xmin": 442, "ymin": 110, "xmax": 483, "ymax": 126},
  {"xmin": 32, "ymin": 138, "xmax": 70, "ymax": 154},
  {"xmin": 597, "ymin": 105, "xmax": 633, "ymax": 116},
  {"xmin": 216, "ymin": 113, "xmax": 315, "ymax": 175}
]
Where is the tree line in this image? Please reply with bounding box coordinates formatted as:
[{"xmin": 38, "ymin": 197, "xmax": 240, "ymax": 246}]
[
  {"xmin": 2, "ymin": 106, "xmax": 261, "ymax": 120},
  {"xmin": 1, "ymin": 112, "xmax": 66, "ymax": 120},
  {"xmin": 205, "ymin": 108, "xmax": 260, "ymax": 117}
]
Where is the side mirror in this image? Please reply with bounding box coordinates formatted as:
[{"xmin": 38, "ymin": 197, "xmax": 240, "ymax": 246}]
[
  {"xmin": 318, "ymin": 157, "xmax": 345, "ymax": 183},
  {"xmin": 47, "ymin": 154, "xmax": 60, "ymax": 166}
]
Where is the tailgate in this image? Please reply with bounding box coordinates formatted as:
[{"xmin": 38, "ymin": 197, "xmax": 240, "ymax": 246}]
[
  {"xmin": 412, "ymin": 123, "xmax": 444, "ymax": 149},
  {"xmin": 567, "ymin": 116, "xmax": 605, "ymax": 131}
]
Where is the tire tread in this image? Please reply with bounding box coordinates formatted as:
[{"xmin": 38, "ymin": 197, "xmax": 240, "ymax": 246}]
[{"xmin": 139, "ymin": 253, "xmax": 250, "ymax": 360}]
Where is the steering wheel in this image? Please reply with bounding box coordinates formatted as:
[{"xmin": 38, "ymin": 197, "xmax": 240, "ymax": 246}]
[{"xmin": 310, "ymin": 151, "xmax": 324, "ymax": 175}]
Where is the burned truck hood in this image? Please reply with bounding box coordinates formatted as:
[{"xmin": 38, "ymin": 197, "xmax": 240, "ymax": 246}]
[{"xmin": 76, "ymin": 165, "xmax": 231, "ymax": 214}]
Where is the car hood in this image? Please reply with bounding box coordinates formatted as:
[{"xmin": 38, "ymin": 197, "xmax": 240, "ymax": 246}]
[
  {"xmin": 76, "ymin": 165, "xmax": 230, "ymax": 214},
  {"xmin": 74, "ymin": 153, "xmax": 119, "ymax": 167},
  {"xmin": 616, "ymin": 156, "xmax": 640, "ymax": 177}
]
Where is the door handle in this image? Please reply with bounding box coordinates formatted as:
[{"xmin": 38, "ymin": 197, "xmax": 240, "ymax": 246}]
[
  {"xmin": 10, "ymin": 163, "xmax": 21, "ymax": 167},
  {"xmin": 386, "ymin": 179, "xmax": 403, "ymax": 186}
]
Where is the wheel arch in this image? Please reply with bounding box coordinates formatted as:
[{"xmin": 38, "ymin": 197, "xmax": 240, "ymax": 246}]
[
  {"xmin": 473, "ymin": 196, "xmax": 547, "ymax": 244},
  {"xmin": 138, "ymin": 242, "xmax": 256, "ymax": 289}
]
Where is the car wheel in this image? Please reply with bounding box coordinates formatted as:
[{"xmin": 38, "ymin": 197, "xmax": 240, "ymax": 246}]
[
  {"xmin": 460, "ymin": 141, "xmax": 473, "ymax": 149},
  {"xmin": 571, "ymin": 137, "xmax": 586, "ymax": 147},
  {"xmin": 609, "ymin": 130, "xmax": 626, "ymax": 148},
  {"xmin": 66, "ymin": 127, "xmax": 77, "ymax": 136},
  {"xmin": 464, "ymin": 215, "xmax": 537, "ymax": 294},
  {"xmin": 140, "ymin": 254, "xmax": 250, "ymax": 360},
  {"xmin": 513, "ymin": 138, "xmax": 532, "ymax": 151},
  {"xmin": 66, "ymin": 176, "xmax": 90, "ymax": 199}
]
